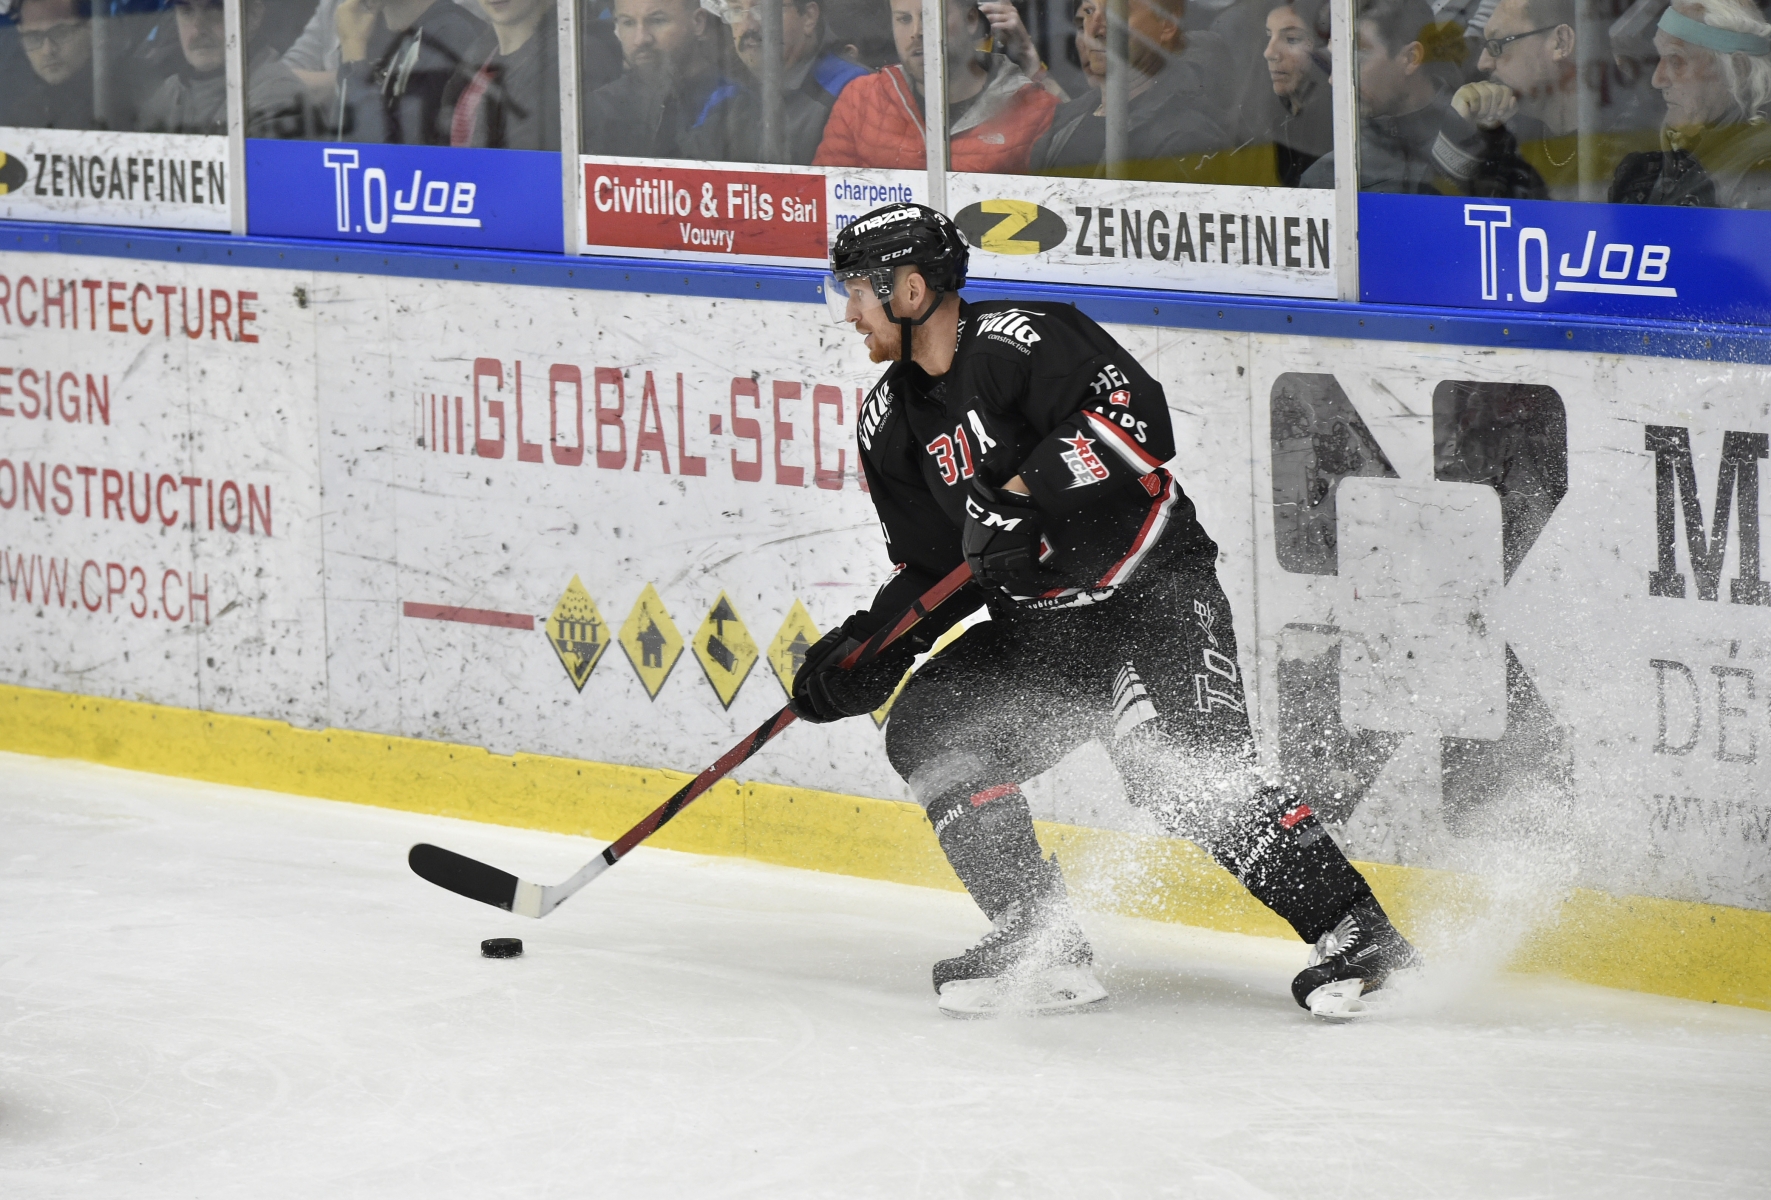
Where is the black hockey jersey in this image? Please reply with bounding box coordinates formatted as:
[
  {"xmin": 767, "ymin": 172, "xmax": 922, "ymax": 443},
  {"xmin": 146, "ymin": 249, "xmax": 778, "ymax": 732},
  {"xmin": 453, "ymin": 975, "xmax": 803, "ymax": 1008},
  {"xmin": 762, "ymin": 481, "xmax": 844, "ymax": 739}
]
[{"xmin": 853, "ymin": 298, "xmax": 1217, "ymax": 638}]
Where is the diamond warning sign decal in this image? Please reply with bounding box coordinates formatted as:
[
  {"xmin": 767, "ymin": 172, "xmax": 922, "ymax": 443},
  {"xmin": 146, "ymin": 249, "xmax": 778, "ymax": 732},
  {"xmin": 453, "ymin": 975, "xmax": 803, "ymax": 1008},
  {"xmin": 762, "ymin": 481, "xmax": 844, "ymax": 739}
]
[
  {"xmin": 618, "ymin": 584, "xmax": 684, "ymax": 699},
  {"xmin": 691, "ymin": 591, "xmax": 758, "ymax": 709},
  {"xmin": 767, "ymin": 600, "xmax": 820, "ymax": 697},
  {"xmin": 546, "ymin": 574, "xmax": 610, "ymax": 692}
]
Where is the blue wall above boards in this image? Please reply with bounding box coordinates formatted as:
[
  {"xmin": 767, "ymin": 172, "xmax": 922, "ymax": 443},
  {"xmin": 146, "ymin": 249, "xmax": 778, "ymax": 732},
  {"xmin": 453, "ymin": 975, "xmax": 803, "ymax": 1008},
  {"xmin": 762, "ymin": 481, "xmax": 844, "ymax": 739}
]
[
  {"xmin": 2, "ymin": 219, "xmax": 1769, "ymax": 367},
  {"xmin": 1361, "ymin": 193, "xmax": 1771, "ymax": 327},
  {"xmin": 245, "ymin": 142, "xmax": 564, "ymax": 255}
]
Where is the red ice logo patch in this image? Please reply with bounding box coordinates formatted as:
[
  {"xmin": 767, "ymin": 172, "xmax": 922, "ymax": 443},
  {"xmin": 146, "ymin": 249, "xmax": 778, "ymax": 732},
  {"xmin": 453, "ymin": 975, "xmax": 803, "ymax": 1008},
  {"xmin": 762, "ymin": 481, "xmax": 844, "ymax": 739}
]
[{"xmin": 1059, "ymin": 433, "xmax": 1111, "ymax": 488}]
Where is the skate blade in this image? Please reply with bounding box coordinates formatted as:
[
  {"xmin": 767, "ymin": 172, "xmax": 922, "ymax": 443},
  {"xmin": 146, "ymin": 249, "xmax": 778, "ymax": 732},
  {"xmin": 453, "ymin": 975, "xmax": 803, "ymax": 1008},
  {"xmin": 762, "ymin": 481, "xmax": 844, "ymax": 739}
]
[
  {"xmin": 1305, "ymin": 967, "xmax": 1423, "ymax": 1022},
  {"xmin": 1305, "ymin": 979, "xmax": 1371, "ymax": 1021},
  {"xmin": 937, "ymin": 966, "xmax": 1110, "ymax": 1020}
]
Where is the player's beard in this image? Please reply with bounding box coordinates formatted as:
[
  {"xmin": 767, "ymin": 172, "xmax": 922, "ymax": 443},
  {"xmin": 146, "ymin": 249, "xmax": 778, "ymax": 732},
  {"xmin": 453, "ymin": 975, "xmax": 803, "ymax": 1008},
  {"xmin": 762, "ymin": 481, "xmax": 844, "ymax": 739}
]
[{"xmin": 860, "ymin": 316, "xmax": 903, "ymax": 364}]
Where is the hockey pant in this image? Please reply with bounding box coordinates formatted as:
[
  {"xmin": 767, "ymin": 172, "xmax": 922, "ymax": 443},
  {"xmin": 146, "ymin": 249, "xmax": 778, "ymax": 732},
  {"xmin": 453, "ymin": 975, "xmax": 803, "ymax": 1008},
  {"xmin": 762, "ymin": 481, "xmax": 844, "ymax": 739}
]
[{"xmin": 884, "ymin": 562, "xmax": 1372, "ymax": 945}]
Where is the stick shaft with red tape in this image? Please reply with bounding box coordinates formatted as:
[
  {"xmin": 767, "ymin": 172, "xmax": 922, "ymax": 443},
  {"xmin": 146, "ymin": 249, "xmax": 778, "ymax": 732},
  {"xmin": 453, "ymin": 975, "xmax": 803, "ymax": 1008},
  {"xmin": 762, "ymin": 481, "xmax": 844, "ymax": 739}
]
[{"xmin": 408, "ymin": 563, "xmax": 974, "ymax": 917}]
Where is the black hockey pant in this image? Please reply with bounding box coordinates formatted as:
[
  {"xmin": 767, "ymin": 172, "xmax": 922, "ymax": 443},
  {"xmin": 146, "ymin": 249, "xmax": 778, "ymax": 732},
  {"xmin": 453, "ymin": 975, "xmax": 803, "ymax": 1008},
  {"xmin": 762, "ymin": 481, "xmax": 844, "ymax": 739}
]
[{"xmin": 884, "ymin": 560, "xmax": 1372, "ymax": 945}]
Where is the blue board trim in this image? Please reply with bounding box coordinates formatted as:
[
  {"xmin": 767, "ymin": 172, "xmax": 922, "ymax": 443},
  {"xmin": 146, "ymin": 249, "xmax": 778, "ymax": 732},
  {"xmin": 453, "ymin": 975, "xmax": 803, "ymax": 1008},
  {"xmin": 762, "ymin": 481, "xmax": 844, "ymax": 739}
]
[{"xmin": 4, "ymin": 219, "xmax": 1769, "ymax": 365}]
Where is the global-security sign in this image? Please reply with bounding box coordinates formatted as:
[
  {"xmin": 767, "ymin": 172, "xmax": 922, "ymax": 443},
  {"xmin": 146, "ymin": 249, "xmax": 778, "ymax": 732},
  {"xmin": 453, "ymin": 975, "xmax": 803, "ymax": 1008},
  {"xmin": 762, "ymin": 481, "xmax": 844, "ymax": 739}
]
[
  {"xmin": 1359, "ymin": 192, "xmax": 1771, "ymax": 324},
  {"xmin": 246, "ymin": 140, "xmax": 562, "ymax": 253}
]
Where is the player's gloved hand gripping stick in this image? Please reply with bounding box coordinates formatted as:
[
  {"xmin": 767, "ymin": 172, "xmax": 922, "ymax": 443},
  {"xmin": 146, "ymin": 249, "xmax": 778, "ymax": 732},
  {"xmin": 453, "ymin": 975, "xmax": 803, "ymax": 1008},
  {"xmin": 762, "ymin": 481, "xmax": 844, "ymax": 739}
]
[{"xmin": 407, "ymin": 563, "xmax": 975, "ymax": 917}]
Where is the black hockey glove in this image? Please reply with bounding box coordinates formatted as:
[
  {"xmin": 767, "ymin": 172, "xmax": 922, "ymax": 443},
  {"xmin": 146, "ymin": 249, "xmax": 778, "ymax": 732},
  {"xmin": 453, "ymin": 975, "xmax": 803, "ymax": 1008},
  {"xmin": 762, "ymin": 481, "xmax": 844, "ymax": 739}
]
[
  {"xmin": 790, "ymin": 615, "xmax": 917, "ymax": 724},
  {"xmin": 962, "ymin": 479, "xmax": 1043, "ymax": 593}
]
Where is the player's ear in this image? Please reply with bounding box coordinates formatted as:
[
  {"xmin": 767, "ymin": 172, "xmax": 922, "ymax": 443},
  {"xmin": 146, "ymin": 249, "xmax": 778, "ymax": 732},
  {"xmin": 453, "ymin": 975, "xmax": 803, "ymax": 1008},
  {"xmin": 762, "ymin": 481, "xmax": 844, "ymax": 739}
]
[{"xmin": 897, "ymin": 266, "xmax": 927, "ymax": 308}]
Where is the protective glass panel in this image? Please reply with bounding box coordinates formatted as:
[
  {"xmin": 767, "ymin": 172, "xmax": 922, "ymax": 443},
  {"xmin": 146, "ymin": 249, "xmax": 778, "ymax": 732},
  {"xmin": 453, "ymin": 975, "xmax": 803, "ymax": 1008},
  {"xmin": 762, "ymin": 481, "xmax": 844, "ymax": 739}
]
[
  {"xmin": 927, "ymin": 0, "xmax": 1335, "ymax": 185},
  {"xmin": 1346, "ymin": 0, "xmax": 1771, "ymax": 207},
  {"xmin": 580, "ymin": 0, "xmax": 890, "ymax": 165},
  {"xmin": 0, "ymin": 0, "xmax": 261, "ymax": 133},
  {"xmin": 240, "ymin": 0, "xmax": 558, "ymax": 146}
]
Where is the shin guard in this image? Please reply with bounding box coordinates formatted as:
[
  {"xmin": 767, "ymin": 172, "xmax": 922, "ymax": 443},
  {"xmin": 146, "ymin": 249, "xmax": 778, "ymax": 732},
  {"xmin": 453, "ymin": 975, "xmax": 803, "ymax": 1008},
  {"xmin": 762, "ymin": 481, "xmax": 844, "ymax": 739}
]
[
  {"xmin": 925, "ymin": 784, "xmax": 1055, "ymax": 921},
  {"xmin": 1213, "ymin": 795, "xmax": 1373, "ymax": 944}
]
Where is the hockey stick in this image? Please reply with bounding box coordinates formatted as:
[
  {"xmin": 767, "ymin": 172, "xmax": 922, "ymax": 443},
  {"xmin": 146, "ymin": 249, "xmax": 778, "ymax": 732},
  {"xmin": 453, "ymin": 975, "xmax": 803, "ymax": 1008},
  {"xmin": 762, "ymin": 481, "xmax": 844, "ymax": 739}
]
[{"xmin": 408, "ymin": 563, "xmax": 974, "ymax": 917}]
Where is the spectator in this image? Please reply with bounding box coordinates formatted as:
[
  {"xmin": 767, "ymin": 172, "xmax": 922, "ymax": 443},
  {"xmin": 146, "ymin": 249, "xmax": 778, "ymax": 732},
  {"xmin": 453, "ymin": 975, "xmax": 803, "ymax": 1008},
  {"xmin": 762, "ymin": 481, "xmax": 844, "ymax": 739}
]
[
  {"xmin": 1071, "ymin": 0, "xmax": 1104, "ymax": 92},
  {"xmin": 1, "ymin": 0, "xmax": 103, "ymax": 129},
  {"xmin": 581, "ymin": 0, "xmax": 735, "ymax": 159},
  {"xmin": 976, "ymin": 0, "xmax": 1065, "ymax": 96},
  {"xmin": 580, "ymin": 10, "xmax": 626, "ymax": 94},
  {"xmin": 822, "ymin": 0, "xmax": 894, "ymax": 65},
  {"xmin": 1610, "ymin": 0, "xmax": 1771, "ymax": 206},
  {"xmin": 333, "ymin": 0, "xmax": 485, "ymax": 143},
  {"xmin": 136, "ymin": 0, "xmax": 305, "ymax": 135},
  {"xmin": 1028, "ymin": 0, "xmax": 1229, "ymax": 180},
  {"xmin": 282, "ymin": 0, "xmax": 346, "ymax": 99},
  {"xmin": 1452, "ymin": 0, "xmax": 1653, "ymax": 197},
  {"xmin": 1257, "ymin": 0, "xmax": 1333, "ymax": 183},
  {"xmin": 685, "ymin": 0, "xmax": 870, "ymax": 162},
  {"xmin": 444, "ymin": 0, "xmax": 559, "ymax": 148},
  {"xmin": 813, "ymin": 0, "xmax": 1058, "ymax": 170},
  {"xmin": 1302, "ymin": 0, "xmax": 1541, "ymax": 193}
]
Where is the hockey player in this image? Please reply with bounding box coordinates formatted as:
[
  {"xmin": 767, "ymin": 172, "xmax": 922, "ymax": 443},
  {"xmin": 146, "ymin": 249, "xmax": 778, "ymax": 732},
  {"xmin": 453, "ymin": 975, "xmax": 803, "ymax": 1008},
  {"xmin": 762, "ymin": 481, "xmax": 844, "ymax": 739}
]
[{"xmin": 792, "ymin": 202, "xmax": 1421, "ymax": 1018}]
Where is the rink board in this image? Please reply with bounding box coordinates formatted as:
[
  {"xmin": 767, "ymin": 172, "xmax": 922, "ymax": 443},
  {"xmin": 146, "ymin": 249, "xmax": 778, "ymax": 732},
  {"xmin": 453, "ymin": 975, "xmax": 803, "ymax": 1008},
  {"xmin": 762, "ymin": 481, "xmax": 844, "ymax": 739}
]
[
  {"xmin": 3, "ymin": 240, "xmax": 1770, "ymax": 1007},
  {"xmin": 4, "ymin": 681, "xmax": 1768, "ymax": 1012}
]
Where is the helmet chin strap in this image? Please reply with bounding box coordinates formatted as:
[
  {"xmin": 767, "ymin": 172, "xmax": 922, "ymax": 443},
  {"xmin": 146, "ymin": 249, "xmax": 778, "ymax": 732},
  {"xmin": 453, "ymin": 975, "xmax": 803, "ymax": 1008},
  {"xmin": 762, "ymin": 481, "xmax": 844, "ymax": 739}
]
[{"xmin": 891, "ymin": 286, "xmax": 947, "ymax": 365}]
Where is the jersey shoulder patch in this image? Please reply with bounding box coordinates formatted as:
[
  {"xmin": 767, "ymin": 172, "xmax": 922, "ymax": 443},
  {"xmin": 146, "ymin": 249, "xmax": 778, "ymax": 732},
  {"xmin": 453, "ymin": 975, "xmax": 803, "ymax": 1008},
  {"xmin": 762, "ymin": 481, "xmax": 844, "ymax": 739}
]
[
  {"xmin": 858, "ymin": 376, "xmax": 895, "ymax": 451},
  {"xmin": 970, "ymin": 305, "xmax": 1050, "ymax": 355}
]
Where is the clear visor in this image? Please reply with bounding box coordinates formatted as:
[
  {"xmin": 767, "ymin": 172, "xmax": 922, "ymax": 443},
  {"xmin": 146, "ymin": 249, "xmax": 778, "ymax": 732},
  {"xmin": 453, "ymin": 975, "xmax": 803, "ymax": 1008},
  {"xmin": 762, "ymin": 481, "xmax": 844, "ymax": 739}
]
[{"xmin": 823, "ymin": 271, "xmax": 893, "ymax": 324}]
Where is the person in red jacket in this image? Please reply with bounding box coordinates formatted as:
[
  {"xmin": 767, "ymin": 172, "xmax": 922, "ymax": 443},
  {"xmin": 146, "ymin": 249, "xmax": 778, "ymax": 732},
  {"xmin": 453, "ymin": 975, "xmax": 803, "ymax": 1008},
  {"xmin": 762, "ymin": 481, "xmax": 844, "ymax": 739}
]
[{"xmin": 814, "ymin": 0, "xmax": 1057, "ymax": 171}]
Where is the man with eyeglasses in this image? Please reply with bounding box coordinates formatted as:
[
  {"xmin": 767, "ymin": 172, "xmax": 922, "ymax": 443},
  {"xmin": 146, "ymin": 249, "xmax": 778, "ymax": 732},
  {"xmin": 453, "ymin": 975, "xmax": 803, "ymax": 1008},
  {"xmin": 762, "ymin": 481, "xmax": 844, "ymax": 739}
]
[
  {"xmin": 681, "ymin": 0, "xmax": 869, "ymax": 163},
  {"xmin": 1450, "ymin": 0, "xmax": 1652, "ymax": 199},
  {"xmin": 1, "ymin": 0, "xmax": 103, "ymax": 130},
  {"xmin": 1301, "ymin": 0, "xmax": 1538, "ymax": 194}
]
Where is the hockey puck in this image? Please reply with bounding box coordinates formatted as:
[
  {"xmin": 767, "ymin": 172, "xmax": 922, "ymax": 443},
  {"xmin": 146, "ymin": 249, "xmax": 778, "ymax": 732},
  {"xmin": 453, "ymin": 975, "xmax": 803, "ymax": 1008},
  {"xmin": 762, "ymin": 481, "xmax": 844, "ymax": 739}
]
[{"xmin": 481, "ymin": 937, "xmax": 523, "ymax": 959}]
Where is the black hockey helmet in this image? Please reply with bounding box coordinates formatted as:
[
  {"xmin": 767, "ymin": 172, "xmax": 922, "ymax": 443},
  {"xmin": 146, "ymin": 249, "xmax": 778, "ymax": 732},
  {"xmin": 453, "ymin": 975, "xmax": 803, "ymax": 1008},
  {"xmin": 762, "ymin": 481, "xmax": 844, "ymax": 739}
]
[{"xmin": 826, "ymin": 203, "xmax": 969, "ymax": 358}]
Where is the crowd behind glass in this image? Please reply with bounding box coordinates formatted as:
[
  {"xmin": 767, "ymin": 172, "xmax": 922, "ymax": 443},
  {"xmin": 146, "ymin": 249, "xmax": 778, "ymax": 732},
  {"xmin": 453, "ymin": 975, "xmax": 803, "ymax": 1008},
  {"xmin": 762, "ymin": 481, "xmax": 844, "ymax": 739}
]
[{"xmin": 3, "ymin": 0, "xmax": 1767, "ymax": 205}]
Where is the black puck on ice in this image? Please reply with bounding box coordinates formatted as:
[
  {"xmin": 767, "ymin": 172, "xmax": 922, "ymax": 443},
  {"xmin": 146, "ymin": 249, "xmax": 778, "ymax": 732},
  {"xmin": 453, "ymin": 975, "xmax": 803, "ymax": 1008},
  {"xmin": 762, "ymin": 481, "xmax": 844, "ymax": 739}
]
[{"xmin": 481, "ymin": 937, "xmax": 524, "ymax": 958}]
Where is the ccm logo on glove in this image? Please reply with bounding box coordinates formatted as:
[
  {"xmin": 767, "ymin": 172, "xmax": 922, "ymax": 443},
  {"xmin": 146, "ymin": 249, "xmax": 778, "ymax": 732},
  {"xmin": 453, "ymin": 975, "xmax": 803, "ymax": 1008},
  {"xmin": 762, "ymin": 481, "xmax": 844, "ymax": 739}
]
[
  {"xmin": 964, "ymin": 496, "xmax": 1026, "ymax": 530},
  {"xmin": 962, "ymin": 479, "xmax": 1044, "ymax": 591}
]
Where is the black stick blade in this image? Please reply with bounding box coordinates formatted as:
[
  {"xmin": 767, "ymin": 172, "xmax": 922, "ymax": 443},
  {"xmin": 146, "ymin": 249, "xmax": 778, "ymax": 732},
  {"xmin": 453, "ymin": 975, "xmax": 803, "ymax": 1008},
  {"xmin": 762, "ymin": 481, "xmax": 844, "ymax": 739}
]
[{"xmin": 409, "ymin": 843, "xmax": 520, "ymax": 911}]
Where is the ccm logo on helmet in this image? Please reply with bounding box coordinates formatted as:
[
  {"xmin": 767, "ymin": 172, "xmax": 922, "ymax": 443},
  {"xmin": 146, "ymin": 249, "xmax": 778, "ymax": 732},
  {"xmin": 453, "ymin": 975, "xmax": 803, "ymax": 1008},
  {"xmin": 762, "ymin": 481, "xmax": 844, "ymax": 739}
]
[{"xmin": 964, "ymin": 496, "xmax": 1024, "ymax": 529}]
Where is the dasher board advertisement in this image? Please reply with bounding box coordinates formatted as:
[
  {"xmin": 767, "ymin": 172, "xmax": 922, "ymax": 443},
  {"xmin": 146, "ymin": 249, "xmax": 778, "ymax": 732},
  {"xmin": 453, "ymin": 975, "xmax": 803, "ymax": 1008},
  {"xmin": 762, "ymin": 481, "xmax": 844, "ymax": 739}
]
[
  {"xmin": 246, "ymin": 140, "xmax": 564, "ymax": 253},
  {"xmin": 580, "ymin": 156, "xmax": 924, "ymax": 267},
  {"xmin": 1359, "ymin": 192, "xmax": 1771, "ymax": 324},
  {"xmin": 947, "ymin": 174, "xmax": 1337, "ymax": 298},
  {"xmin": 578, "ymin": 155, "xmax": 1336, "ymax": 299},
  {"xmin": 0, "ymin": 127, "xmax": 229, "ymax": 232}
]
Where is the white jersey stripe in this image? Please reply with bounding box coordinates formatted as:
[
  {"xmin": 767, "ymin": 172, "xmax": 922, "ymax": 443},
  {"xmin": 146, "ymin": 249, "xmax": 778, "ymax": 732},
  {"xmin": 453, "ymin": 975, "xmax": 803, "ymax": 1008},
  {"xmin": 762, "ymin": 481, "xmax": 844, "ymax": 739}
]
[
  {"xmin": 1083, "ymin": 410, "xmax": 1163, "ymax": 472},
  {"xmin": 1098, "ymin": 473, "xmax": 1180, "ymax": 589}
]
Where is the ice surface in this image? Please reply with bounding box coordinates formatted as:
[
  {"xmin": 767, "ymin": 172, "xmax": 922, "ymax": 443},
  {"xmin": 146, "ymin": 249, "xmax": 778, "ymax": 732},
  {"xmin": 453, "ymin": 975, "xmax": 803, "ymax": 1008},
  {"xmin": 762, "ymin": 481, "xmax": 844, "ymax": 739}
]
[{"xmin": 2, "ymin": 752, "xmax": 1769, "ymax": 1199}]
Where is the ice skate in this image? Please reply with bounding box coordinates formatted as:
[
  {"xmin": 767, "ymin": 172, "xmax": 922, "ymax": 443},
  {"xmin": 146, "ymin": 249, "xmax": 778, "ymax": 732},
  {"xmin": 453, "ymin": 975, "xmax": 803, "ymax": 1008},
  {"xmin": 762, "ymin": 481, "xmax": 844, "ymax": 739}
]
[
  {"xmin": 1291, "ymin": 897, "xmax": 1422, "ymax": 1021},
  {"xmin": 933, "ymin": 892, "xmax": 1108, "ymax": 1019}
]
